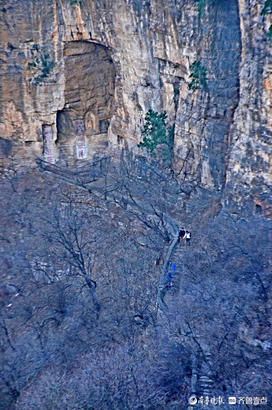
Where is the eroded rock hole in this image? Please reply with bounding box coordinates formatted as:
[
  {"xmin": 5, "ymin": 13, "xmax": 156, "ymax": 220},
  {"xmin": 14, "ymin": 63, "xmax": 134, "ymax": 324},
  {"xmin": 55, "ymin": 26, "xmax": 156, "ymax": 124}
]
[
  {"xmin": 256, "ymin": 204, "xmax": 262, "ymax": 215},
  {"xmin": 56, "ymin": 41, "xmax": 116, "ymax": 161}
]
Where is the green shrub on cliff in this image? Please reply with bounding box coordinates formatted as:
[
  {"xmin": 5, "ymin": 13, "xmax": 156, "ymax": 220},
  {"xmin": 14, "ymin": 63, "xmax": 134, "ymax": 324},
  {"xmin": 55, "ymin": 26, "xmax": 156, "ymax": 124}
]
[
  {"xmin": 195, "ymin": 0, "xmax": 223, "ymax": 18},
  {"xmin": 28, "ymin": 45, "xmax": 55, "ymax": 85},
  {"xmin": 188, "ymin": 61, "xmax": 207, "ymax": 91},
  {"xmin": 138, "ymin": 110, "xmax": 174, "ymax": 162},
  {"xmin": 196, "ymin": 0, "xmax": 206, "ymax": 18},
  {"xmin": 267, "ymin": 25, "xmax": 272, "ymax": 40},
  {"xmin": 261, "ymin": 0, "xmax": 272, "ymax": 15},
  {"xmin": 260, "ymin": 1, "xmax": 272, "ymax": 40}
]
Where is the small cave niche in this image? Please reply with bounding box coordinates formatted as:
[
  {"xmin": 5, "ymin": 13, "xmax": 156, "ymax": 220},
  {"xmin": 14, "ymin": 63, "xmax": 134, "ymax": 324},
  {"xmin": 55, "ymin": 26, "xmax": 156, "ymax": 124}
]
[
  {"xmin": 99, "ymin": 119, "xmax": 110, "ymax": 134},
  {"xmin": 117, "ymin": 135, "xmax": 124, "ymax": 145},
  {"xmin": 117, "ymin": 135, "xmax": 128, "ymax": 150},
  {"xmin": 255, "ymin": 203, "xmax": 262, "ymax": 215},
  {"xmin": 57, "ymin": 41, "xmax": 116, "ymax": 160}
]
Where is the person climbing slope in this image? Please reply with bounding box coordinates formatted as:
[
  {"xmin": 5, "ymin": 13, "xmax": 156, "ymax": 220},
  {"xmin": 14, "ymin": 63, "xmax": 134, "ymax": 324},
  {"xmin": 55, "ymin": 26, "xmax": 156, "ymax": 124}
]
[
  {"xmin": 179, "ymin": 228, "xmax": 186, "ymax": 242},
  {"xmin": 185, "ymin": 231, "xmax": 191, "ymax": 246}
]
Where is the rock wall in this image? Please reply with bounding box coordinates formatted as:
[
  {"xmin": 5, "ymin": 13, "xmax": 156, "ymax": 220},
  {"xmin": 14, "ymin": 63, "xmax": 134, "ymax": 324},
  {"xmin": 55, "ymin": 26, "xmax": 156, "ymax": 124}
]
[
  {"xmin": 226, "ymin": 0, "xmax": 272, "ymax": 213},
  {"xmin": 0, "ymin": 0, "xmax": 271, "ymax": 205}
]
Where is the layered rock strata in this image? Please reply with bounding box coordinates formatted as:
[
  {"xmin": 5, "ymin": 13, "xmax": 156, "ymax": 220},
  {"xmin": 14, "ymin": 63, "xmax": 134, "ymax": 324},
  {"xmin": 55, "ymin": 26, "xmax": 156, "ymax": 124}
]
[{"xmin": 0, "ymin": 0, "xmax": 271, "ymax": 207}]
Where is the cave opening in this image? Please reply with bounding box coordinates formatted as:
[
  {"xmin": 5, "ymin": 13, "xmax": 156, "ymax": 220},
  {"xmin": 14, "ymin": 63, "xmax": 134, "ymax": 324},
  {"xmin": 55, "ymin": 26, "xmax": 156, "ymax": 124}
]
[
  {"xmin": 56, "ymin": 41, "xmax": 116, "ymax": 161},
  {"xmin": 255, "ymin": 204, "xmax": 262, "ymax": 215}
]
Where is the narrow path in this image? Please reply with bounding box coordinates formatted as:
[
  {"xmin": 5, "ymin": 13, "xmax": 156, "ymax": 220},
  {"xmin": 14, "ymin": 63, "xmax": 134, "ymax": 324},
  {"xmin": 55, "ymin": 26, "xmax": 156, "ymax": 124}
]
[{"xmin": 156, "ymin": 216, "xmax": 180, "ymax": 312}]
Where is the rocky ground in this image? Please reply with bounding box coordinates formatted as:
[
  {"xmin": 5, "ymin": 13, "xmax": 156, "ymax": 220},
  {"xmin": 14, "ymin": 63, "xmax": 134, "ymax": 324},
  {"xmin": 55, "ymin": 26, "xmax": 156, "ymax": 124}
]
[{"xmin": 0, "ymin": 153, "xmax": 271, "ymax": 409}]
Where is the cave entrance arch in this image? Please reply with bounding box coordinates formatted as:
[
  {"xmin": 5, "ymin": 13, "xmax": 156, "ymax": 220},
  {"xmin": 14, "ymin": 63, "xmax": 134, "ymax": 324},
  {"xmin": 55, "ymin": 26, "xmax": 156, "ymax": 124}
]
[{"xmin": 56, "ymin": 41, "xmax": 116, "ymax": 161}]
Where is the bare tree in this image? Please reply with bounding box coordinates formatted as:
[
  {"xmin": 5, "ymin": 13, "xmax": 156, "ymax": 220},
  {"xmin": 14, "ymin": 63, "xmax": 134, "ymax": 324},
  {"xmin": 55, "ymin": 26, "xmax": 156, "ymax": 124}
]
[{"xmin": 1, "ymin": 154, "xmax": 271, "ymax": 409}]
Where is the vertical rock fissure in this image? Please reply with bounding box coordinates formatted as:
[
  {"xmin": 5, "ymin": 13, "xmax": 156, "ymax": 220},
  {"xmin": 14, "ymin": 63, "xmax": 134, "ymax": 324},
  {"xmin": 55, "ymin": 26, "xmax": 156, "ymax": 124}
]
[
  {"xmin": 203, "ymin": 0, "xmax": 242, "ymax": 190},
  {"xmin": 224, "ymin": 0, "xmax": 242, "ymax": 191}
]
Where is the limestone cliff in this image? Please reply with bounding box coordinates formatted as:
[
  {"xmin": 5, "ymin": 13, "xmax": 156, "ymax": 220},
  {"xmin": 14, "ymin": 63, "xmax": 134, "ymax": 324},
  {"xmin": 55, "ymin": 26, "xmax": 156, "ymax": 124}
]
[
  {"xmin": 1, "ymin": 3, "xmax": 272, "ymax": 407},
  {"xmin": 0, "ymin": 0, "xmax": 271, "ymax": 206}
]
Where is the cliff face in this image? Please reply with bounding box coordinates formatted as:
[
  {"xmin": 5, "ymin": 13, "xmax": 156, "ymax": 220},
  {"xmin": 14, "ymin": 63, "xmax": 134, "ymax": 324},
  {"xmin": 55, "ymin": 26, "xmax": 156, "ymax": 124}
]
[
  {"xmin": 1, "ymin": 3, "xmax": 272, "ymax": 407},
  {"xmin": 0, "ymin": 0, "xmax": 271, "ymax": 205}
]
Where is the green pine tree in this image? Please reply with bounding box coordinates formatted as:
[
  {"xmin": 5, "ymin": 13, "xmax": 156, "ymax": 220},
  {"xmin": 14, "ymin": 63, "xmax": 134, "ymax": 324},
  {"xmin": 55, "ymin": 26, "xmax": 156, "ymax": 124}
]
[{"xmin": 138, "ymin": 110, "xmax": 174, "ymax": 155}]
